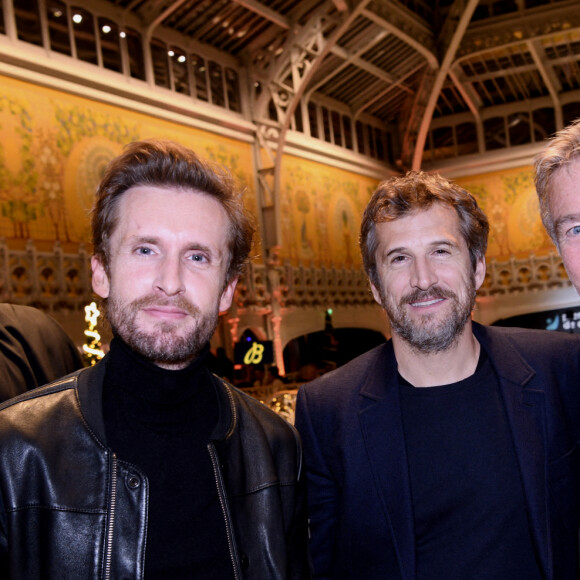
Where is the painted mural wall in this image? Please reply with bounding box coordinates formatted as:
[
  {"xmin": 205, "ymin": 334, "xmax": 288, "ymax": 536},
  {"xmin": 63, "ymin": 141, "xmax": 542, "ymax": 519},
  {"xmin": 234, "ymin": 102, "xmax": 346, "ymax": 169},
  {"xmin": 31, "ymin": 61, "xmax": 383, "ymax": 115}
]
[
  {"xmin": 278, "ymin": 156, "xmax": 378, "ymax": 268},
  {"xmin": 455, "ymin": 167, "xmax": 555, "ymax": 260},
  {"xmin": 0, "ymin": 73, "xmax": 557, "ymax": 269},
  {"xmin": 0, "ymin": 74, "xmax": 257, "ymax": 254}
]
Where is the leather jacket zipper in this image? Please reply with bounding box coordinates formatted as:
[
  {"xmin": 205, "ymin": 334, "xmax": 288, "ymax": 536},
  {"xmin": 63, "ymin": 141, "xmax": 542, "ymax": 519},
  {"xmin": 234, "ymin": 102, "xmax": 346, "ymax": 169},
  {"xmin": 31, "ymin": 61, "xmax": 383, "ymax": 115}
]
[
  {"xmin": 208, "ymin": 444, "xmax": 241, "ymax": 580},
  {"xmin": 104, "ymin": 453, "xmax": 118, "ymax": 580}
]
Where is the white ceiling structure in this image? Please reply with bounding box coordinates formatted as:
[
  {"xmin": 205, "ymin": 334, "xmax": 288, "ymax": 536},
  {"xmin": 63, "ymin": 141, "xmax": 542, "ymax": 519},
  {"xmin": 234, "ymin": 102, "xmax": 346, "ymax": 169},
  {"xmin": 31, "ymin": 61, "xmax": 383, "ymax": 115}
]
[{"xmin": 102, "ymin": 0, "xmax": 580, "ymax": 168}]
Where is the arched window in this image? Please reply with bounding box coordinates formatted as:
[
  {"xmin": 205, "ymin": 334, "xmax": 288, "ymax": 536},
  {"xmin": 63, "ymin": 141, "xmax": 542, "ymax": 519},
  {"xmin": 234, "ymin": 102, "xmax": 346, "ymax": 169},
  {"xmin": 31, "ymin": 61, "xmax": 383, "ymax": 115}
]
[
  {"xmin": 456, "ymin": 122, "xmax": 478, "ymax": 156},
  {"xmin": 208, "ymin": 61, "xmax": 225, "ymax": 107},
  {"xmin": 169, "ymin": 47, "xmax": 189, "ymax": 95},
  {"xmin": 123, "ymin": 28, "xmax": 145, "ymax": 80},
  {"xmin": 99, "ymin": 17, "xmax": 122, "ymax": 73},
  {"xmin": 484, "ymin": 116, "xmax": 506, "ymax": 150},
  {"xmin": 15, "ymin": 0, "xmax": 42, "ymax": 46},
  {"xmin": 191, "ymin": 54, "xmax": 208, "ymax": 101},
  {"xmin": 225, "ymin": 68, "xmax": 241, "ymax": 112},
  {"xmin": 71, "ymin": 6, "xmax": 97, "ymax": 65},
  {"xmin": 47, "ymin": 1, "xmax": 71, "ymax": 55},
  {"xmin": 150, "ymin": 37, "xmax": 170, "ymax": 88},
  {"xmin": 532, "ymin": 107, "xmax": 555, "ymax": 142}
]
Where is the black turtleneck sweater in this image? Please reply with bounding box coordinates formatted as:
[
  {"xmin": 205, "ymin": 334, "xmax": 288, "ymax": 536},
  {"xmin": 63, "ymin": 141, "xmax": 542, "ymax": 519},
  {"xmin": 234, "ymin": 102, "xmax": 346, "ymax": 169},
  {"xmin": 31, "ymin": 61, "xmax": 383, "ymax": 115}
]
[{"xmin": 102, "ymin": 338, "xmax": 233, "ymax": 579}]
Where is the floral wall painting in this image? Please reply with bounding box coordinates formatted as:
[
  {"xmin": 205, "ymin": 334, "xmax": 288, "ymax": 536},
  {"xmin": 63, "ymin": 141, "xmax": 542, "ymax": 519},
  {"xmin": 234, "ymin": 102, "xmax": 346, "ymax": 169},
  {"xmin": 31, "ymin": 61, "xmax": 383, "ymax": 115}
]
[
  {"xmin": 332, "ymin": 197, "xmax": 358, "ymax": 268},
  {"xmin": 0, "ymin": 74, "xmax": 557, "ymax": 268},
  {"xmin": 65, "ymin": 137, "xmax": 123, "ymax": 244},
  {"xmin": 456, "ymin": 167, "xmax": 554, "ymax": 260},
  {"xmin": 0, "ymin": 94, "xmax": 37, "ymax": 240},
  {"xmin": 0, "ymin": 74, "xmax": 256, "ymax": 253},
  {"xmin": 279, "ymin": 155, "xmax": 378, "ymax": 267}
]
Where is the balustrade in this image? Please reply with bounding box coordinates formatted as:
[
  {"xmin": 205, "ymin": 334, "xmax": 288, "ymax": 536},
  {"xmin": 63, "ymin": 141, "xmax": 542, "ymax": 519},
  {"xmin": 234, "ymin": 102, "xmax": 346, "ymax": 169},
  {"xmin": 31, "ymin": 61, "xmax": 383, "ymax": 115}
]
[{"xmin": 0, "ymin": 239, "xmax": 571, "ymax": 313}]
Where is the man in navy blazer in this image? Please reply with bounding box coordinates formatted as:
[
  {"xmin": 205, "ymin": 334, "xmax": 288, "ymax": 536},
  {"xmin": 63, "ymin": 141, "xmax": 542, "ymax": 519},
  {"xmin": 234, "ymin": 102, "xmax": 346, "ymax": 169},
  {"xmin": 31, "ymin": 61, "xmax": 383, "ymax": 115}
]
[{"xmin": 295, "ymin": 171, "xmax": 580, "ymax": 579}]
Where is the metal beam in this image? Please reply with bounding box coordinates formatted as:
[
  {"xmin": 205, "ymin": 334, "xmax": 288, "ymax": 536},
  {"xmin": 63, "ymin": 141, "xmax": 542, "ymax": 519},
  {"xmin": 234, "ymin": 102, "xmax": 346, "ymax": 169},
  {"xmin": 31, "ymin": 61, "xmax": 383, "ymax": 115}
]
[
  {"xmin": 527, "ymin": 39, "xmax": 563, "ymax": 129},
  {"xmin": 232, "ymin": 0, "xmax": 290, "ymax": 30},
  {"xmin": 305, "ymin": 30, "xmax": 392, "ymax": 96},
  {"xmin": 352, "ymin": 61, "xmax": 424, "ymax": 116},
  {"xmin": 362, "ymin": 8, "xmax": 437, "ymax": 69},
  {"xmin": 448, "ymin": 68, "xmax": 481, "ymax": 120},
  {"xmin": 411, "ymin": 0, "xmax": 479, "ymax": 169},
  {"xmin": 457, "ymin": 0, "xmax": 580, "ymax": 58}
]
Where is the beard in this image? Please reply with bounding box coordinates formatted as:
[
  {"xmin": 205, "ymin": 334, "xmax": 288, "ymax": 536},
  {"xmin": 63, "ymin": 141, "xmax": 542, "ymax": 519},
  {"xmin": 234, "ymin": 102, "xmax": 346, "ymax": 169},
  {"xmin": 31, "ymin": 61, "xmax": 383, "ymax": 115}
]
[
  {"xmin": 379, "ymin": 275, "xmax": 477, "ymax": 354},
  {"xmin": 105, "ymin": 293, "xmax": 219, "ymax": 367}
]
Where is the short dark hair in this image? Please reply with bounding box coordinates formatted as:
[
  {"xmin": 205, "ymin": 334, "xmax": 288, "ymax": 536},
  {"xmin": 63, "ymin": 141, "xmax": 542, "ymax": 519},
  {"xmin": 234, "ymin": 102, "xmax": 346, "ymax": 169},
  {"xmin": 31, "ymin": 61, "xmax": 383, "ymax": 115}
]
[
  {"xmin": 360, "ymin": 171, "xmax": 489, "ymax": 289},
  {"xmin": 534, "ymin": 119, "xmax": 580, "ymax": 245},
  {"xmin": 91, "ymin": 139, "xmax": 254, "ymax": 284}
]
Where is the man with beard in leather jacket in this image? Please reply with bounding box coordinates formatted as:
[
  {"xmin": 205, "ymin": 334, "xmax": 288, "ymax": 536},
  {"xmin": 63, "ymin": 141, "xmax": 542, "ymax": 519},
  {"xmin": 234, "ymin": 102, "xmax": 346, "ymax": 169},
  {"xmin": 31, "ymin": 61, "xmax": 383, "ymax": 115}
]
[{"xmin": 0, "ymin": 139, "xmax": 310, "ymax": 579}]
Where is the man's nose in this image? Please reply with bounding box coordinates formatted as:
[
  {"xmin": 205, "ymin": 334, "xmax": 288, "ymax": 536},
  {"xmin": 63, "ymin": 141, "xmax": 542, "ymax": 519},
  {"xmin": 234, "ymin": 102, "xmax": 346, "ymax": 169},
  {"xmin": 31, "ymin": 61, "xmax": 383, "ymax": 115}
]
[
  {"xmin": 410, "ymin": 257, "xmax": 438, "ymax": 290},
  {"xmin": 154, "ymin": 255, "xmax": 185, "ymax": 296}
]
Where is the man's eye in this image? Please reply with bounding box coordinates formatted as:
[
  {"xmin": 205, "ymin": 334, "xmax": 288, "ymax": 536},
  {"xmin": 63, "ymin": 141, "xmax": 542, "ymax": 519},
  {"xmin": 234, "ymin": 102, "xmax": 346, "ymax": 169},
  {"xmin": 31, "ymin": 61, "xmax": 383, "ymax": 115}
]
[
  {"xmin": 391, "ymin": 255, "xmax": 406, "ymax": 263},
  {"xmin": 136, "ymin": 247, "xmax": 153, "ymax": 255},
  {"xmin": 190, "ymin": 254, "xmax": 207, "ymax": 262},
  {"xmin": 570, "ymin": 225, "xmax": 580, "ymax": 237}
]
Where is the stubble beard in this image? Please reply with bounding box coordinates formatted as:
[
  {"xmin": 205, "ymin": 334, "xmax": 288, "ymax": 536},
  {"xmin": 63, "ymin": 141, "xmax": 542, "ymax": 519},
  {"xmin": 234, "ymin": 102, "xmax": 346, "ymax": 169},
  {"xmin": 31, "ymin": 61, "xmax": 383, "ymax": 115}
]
[
  {"xmin": 380, "ymin": 276, "xmax": 477, "ymax": 354},
  {"xmin": 105, "ymin": 294, "xmax": 219, "ymax": 367}
]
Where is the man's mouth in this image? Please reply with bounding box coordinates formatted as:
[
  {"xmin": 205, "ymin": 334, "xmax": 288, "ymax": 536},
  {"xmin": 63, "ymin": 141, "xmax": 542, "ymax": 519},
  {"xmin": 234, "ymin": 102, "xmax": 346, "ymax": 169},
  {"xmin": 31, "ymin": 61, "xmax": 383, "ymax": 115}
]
[
  {"xmin": 410, "ymin": 297, "xmax": 446, "ymax": 308},
  {"xmin": 142, "ymin": 305, "xmax": 189, "ymax": 319}
]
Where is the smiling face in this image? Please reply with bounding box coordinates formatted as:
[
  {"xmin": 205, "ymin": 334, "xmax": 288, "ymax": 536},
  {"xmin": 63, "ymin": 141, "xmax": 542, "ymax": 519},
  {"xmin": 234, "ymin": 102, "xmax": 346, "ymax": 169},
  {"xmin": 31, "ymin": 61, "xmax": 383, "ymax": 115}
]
[
  {"xmin": 370, "ymin": 203, "xmax": 486, "ymax": 353},
  {"xmin": 548, "ymin": 157, "xmax": 580, "ymax": 293},
  {"xmin": 91, "ymin": 185, "xmax": 237, "ymax": 369}
]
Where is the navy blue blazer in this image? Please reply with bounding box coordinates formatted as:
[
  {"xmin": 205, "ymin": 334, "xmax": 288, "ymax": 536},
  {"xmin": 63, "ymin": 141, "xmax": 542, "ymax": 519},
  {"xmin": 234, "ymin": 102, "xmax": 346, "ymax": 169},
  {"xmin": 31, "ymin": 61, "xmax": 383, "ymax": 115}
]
[{"xmin": 295, "ymin": 323, "xmax": 580, "ymax": 579}]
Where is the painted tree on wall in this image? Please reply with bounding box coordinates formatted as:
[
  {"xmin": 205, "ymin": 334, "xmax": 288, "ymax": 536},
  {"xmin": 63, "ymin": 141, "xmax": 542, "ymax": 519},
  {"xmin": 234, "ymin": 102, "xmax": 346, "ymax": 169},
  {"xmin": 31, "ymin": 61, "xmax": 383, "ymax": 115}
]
[{"xmin": 0, "ymin": 96, "xmax": 40, "ymax": 239}]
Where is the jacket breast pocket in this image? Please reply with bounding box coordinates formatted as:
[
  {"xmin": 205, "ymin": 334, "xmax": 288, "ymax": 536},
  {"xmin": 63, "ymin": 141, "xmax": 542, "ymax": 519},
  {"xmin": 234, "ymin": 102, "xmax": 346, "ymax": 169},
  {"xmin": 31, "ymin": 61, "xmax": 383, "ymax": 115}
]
[{"xmin": 548, "ymin": 443, "xmax": 580, "ymax": 533}]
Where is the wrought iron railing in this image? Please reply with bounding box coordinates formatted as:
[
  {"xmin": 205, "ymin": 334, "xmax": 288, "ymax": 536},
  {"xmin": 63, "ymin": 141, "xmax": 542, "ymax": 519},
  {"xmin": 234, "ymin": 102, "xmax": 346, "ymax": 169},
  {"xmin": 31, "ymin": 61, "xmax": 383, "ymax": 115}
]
[{"xmin": 0, "ymin": 238, "xmax": 570, "ymax": 311}]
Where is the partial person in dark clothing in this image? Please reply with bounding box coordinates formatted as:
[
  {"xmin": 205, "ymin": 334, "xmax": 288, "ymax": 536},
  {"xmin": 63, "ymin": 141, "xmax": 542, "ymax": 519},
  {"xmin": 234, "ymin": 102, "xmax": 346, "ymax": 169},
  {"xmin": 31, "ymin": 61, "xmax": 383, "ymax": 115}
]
[
  {"xmin": 0, "ymin": 140, "xmax": 309, "ymax": 579},
  {"xmin": 0, "ymin": 303, "xmax": 82, "ymax": 402},
  {"xmin": 207, "ymin": 346, "xmax": 235, "ymax": 382},
  {"xmin": 295, "ymin": 171, "xmax": 580, "ymax": 580}
]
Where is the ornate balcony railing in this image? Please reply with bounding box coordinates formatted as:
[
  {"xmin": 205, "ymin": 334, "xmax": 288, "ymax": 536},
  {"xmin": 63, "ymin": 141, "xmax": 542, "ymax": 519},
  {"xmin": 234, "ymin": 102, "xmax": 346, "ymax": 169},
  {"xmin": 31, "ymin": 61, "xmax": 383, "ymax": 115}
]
[
  {"xmin": 0, "ymin": 239, "xmax": 92, "ymax": 311},
  {"xmin": 478, "ymin": 253, "xmax": 571, "ymax": 296},
  {"xmin": 0, "ymin": 238, "xmax": 571, "ymax": 312}
]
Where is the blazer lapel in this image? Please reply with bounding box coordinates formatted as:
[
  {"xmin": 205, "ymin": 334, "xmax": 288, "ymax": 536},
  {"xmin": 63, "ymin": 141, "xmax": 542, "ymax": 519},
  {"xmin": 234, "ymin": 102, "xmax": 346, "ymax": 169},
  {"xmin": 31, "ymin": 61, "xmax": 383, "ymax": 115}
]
[
  {"xmin": 474, "ymin": 324, "xmax": 550, "ymax": 578},
  {"xmin": 358, "ymin": 345, "xmax": 416, "ymax": 580}
]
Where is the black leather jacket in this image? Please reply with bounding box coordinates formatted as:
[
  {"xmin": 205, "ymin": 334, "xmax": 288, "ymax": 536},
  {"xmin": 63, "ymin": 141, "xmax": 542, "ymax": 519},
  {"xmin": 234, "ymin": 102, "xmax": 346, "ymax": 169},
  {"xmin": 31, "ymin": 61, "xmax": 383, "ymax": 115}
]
[{"xmin": 0, "ymin": 357, "xmax": 310, "ymax": 579}]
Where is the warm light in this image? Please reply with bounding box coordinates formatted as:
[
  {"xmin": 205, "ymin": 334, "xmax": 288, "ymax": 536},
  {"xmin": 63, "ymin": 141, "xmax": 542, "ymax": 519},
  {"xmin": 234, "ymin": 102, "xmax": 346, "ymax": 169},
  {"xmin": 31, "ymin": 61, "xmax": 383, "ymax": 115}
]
[
  {"xmin": 168, "ymin": 50, "xmax": 175, "ymax": 57},
  {"xmin": 72, "ymin": 13, "xmax": 83, "ymax": 24},
  {"xmin": 83, "ymin": 302, "xmax": 105, "ymax": 365},
  {"xmin": 102, "ymin": 25, "xmax": 111, "ymax": 34},
  {"xmin": 178, "ymin": 55, "xmax": 186, "ymax": 63},
  {"xmin": 120, "ymin": 31, "xmax": 126, "ymax": 38},
  {"xmin": 53, "ymin": 9, "xmax": 63, "ymax": 18}
]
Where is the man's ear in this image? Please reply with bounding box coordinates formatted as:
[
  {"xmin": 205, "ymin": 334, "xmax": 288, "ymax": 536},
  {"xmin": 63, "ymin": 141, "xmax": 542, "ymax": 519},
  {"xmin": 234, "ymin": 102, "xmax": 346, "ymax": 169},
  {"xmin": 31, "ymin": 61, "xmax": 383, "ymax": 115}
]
[
  {"xmin": 219, "ymin": 277, "xmax": 238, "ymax": 313},
  {"xmin": 91, "ymin": 256, "xmax": 110, "ymax": 299},
  {"xmin": 474, "ymin": 258, "xmax": 486, "ymax": 291},
  {"xmin": 369, "ymin": 281, "xmax": 383, "ymax": 307}
]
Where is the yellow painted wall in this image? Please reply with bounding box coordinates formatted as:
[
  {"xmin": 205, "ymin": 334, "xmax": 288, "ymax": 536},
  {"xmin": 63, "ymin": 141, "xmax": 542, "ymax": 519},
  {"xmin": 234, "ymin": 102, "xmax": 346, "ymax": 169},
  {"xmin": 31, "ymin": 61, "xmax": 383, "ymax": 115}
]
[
  {"xmin": 0, "ymin": 74, "xmax": 257, "ymax": 253},
  {"xmin": 455, "ymin": 167, "xmax": 555, "ymax": 260},
  {"xmin": 279, "ymin": 156, "xmax": 378, "ymax": 267},
  {"xmin": 0, "ymin": 74, "xmax": 556, "ymax": 267}
]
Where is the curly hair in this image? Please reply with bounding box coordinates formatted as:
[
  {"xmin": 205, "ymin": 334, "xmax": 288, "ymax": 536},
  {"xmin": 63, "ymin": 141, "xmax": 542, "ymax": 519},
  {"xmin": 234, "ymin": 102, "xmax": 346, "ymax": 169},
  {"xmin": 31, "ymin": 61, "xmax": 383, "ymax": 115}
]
[{"xmin": 360, "ymin": 171, "xmax": 489, "ymax": 289}]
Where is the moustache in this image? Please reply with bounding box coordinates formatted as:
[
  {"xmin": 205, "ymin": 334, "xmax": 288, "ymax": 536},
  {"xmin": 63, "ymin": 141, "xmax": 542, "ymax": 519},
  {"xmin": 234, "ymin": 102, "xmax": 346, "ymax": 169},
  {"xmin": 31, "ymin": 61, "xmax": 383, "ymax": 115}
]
[
  {"xmin": 401, "ymin": 286, "xmax": 457, "ymax": 306},
  {"xmin": 130, "ymin": 295, "xmax": 200, "ymax": 317}
]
